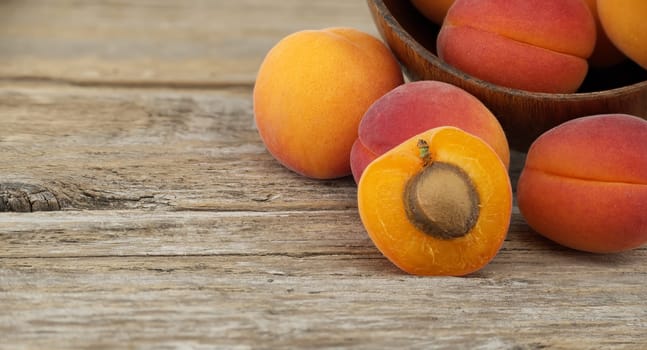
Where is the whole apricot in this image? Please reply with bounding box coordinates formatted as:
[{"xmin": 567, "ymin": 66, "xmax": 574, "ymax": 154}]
[
  {"xmin": 254, "ymin": 27, "xmax": 403, "ymax": 179},
  {"xmin": 437, "ymin": 0, "xmax": 596, "ymax": 93},
  {"xmin": 597, "ymin": 0, "xmax": 647, "ymax": 70},
  {"xmin": 410, "ymin": 0, "xmax": 455, "ymax": 25},
  {"xmin": 358, "ymin": 127, "xmax": 512, "ymax": 276},
  {"xmin": 517, "ymin": 114, "xmax": 647, "ymax": 253},
  {"xmin": 350, "ymin": 81, "xmax": 509, "ymax": 183}
]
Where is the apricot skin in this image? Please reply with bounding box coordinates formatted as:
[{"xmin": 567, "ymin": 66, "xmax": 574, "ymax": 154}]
[
  {"xmin": 350, "ymin": 81, "xmax": 509, "ymax": 183},
  {"xmin": 410, "ymin": 0, "xmax": 455, "ymax": 25},
  {"xmin": 517, "ymin": 114, "xmax": 647, "ymax": 253},
  {"xmin": 437, "ymin": 0, "xmax": 596, "ymax": 93},
  {"xmin": 583, "ymin": 0, "xmax": 626, "ymax": 67},
  {"xmin": 597, "ymin": 0, "xmax": 647, "ymax": 70},
  {"xmin": 253, "ymin": 27, "xmax": 403, "ymax": 179}
]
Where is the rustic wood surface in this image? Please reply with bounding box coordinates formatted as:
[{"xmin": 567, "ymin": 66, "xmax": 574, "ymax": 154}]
[{"xmin": 1, "ymin": 1, "xmax": 646, "ymax": 349}]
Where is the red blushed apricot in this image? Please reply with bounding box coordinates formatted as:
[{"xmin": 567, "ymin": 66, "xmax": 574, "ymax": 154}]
[
  {"xmin": 350, "ymin": 81, "xmax": 509, "ymax": 183},
  {"xmin": 350, "ymin": 139, "xmax": 378, "ymax": 185},
  {"xmin": 437, "ymin": 0, "xmax": 596, "ymax": 93},
  {"xmin": 517, "ymin": 114, "xmax": 647, "ymax": 253},
  {"xmin": 358, "ymin": 127, "xmax": 512, "ymax": 276},
  {"xmin": 437, "ymin": 26, "xmax": 589, "ymax": 93},
  {"xmin": 443, "ymin": 0, "xmax": 596, "ymax": 58}
]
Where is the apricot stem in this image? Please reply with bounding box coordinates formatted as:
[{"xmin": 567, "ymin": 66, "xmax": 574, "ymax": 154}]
[
  {"xmin": 417, "ymin": 139, "xmax": 431, "ymax": 166},
  {"xmin": 404, "ymin": 161, "xmax": 480, "ymax": 240}
]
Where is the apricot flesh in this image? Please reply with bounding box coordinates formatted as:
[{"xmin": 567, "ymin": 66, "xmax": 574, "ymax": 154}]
[
  {"xmin": 437, "ymin": 0, "xmax": 596, "ymax": 93},
  {"xmin": 350, "ymin": 81, "xmax": 509, "ymax": 183},
  {"xmin": 517, "ymin": 114, "xmax": 647, "ymax": 253},
  {"xmin": 254, "ymin": 27, "xmax": 403, "ymax": 179},
  {"xmin": 358, "ymin": 127, "xmax": 512, "ymax": 276}
]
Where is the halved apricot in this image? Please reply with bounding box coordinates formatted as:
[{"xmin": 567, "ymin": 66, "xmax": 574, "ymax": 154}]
[{"xmin": 357, "ymin": 127, "xmax": 512, "ymax": 276}]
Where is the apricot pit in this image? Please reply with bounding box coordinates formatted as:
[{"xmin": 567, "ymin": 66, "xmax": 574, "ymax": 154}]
[{"xmin": 404, "ymin": 159, "xmax": 479, "ymax": 240}]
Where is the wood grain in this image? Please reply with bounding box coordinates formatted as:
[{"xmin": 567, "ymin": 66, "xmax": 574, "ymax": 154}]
[
  {"xmin": 3, "ymin": 254, "xmax": 646, "ymax": 349},
  {"xmin": 2, "ymin": 208, "xmax": 646, "ymax": 349},
  {"xmin": 0, "ymin": 85, "xmax": 358, "ymax": 212},
  {"xmin": 0, "ymin": 0, "xmax": 379, "ymax": 87},
  {"xmin": 1, "ymin": 1, "xmax": 646, "ymax": 349}
]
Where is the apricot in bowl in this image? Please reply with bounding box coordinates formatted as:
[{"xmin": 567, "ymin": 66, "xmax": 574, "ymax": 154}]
[
  {"xmin": 517, "ymin": 114, "xmax": 647, "ymax": 253},
  {"xmin": 410, "ymin": 0, "xmax": 455, "ymax": 26},
  {"xmin": 357, "ymin": 127, "xmax": 512, "ymax": 276},
  {"xmin": 598, "ymin": 0, "xmax": 647, "ymax": 70},
  {"xmin": 438, "ymin": 0, "xmax": 596, "ymax": 94},
  {"xmin": 583, "ymin": 0, "xmax": 626, "ymax": 68},
  {"xmin": 366, "ymin": 0, "xmax": 647, "ymax": 151}
]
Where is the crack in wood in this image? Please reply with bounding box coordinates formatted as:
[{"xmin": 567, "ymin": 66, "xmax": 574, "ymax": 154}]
[
  {"xmin": 1, "ymin": 251, "xmax": 383, "ymax": 260},
  {"xmin": 42, "ymin": 181, "xmax": 171, "ymax": 210},
  {"xmin": 0, "ymin": 182, "xmax": 61, "ymax": 212},
  {"xmin": 0, "ymin": 75, "xmax": 254, "ymax": 91}
]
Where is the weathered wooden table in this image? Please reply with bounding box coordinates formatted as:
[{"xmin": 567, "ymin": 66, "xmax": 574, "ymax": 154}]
[{"xmin": 1, "ymin": 1, "xmax": 646, "ymax": 349}]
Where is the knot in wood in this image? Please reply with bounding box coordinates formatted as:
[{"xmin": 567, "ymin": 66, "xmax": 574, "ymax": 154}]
[{"xmin": 0, "ymin": 182, "xmax": 61, "ymax": 212}]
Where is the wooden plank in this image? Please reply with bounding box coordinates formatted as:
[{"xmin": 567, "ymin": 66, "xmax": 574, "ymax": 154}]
[
  {"xmin": 0, "ymin": 85, "xmax": 359, "ymax": 212},
  {"xmin": 2, "ymin": 205, "xmax": 644, "ymax": 268},
  {"xmin": 0, "ymin": 207, "xmax": 576, "ymax": 259},
  {"xmin": 0, "ymin": 209, "xmax": 374, "ymax": 258},
  {"xmin": 0, "ymin": 0, "xmax": 380, "ymax": 86},
  {"xmin": 2, "ymin": 249, "xmax": 646, "ymax": 349}
]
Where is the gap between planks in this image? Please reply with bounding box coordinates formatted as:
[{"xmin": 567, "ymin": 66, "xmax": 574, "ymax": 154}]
[{"xmin": 0, "ymin": 76, "xmax": 255, "ymax": 91}]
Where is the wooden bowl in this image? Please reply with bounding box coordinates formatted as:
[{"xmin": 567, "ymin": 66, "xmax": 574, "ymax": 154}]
[{"xmin": 367, "ymin": 0, "xmax": 647, "ymax": 151}]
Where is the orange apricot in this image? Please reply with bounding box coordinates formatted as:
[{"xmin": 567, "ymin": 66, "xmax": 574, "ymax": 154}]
[
  {"xmin": 597, "ymin": 0, "xmax": 647, "ymax": 70},
  {"xmin": 254, "ymin": 27, "xmax": 403, "ymax": 179},
  {"xmin": 358, "ymin": 127, "xmax": 512, "ymax": 276},
  {"xmin": 583, "ymin": 0, "xmax": 626, "ymax": 67},
  {"xmin": 517, "ymin": 114, "xmax": 647, "ymax": 253}
]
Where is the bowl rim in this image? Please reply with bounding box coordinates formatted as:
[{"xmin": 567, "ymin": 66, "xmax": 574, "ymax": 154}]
[{"xmin": 370, "ymin": 0, "xmax": 647, "ymax": 100}]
